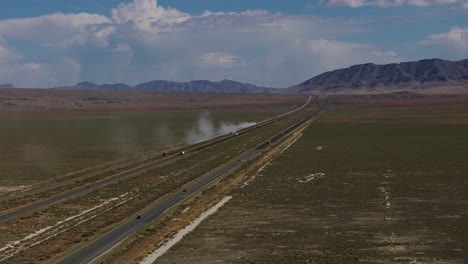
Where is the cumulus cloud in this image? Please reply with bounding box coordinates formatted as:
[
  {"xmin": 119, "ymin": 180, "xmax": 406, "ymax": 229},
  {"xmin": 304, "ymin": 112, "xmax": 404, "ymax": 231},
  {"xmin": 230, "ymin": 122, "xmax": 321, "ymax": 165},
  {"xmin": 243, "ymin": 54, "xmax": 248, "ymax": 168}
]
[
  {"xmin": 0, "ymin": 0, "xmax": 405, "ymax": 87},
  {"xmin": 0, "ymin": 13, "xmax": 111, "ymax": 48},
  {"xmin": 327, "ymin": 0, "xmax": 463, "ymax": 7},
  {"xmin": 421, "ymin": 26, "xmax": 468, "ymax": 56},
  {"xmin": 111, "ymin": 0, "xmax": 191, "ymax": 32}
]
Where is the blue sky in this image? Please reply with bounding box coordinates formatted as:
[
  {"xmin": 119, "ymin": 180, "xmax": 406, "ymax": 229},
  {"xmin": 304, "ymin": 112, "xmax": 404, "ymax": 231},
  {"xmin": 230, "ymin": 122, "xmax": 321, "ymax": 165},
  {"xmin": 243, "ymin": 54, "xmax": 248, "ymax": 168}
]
[{"xmin": 0, "ymin": 0, "xmax": 467, "ymax": 87}]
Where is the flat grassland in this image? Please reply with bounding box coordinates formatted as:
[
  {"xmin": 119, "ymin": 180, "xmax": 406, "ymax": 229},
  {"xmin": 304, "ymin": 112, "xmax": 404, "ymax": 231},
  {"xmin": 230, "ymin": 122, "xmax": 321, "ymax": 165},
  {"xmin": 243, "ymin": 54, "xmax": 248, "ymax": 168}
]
[
  {"xmin": 0, "ymin": 89, "xmax": 304, "ymax": 187},
  {"xmin": 0, "ymin": 94, "xmax": 316, "ymax": 263},
  {"xmin": 157, "ymin": 93, "xmax": 468, "ymax": 264}
]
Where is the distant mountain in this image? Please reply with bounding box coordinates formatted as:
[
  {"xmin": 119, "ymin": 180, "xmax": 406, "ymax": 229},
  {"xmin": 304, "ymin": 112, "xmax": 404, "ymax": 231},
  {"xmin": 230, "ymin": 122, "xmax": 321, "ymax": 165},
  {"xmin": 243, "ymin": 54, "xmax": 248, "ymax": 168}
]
[
  {"xmin": 69, "ymin": 82, "xmax": 132, "ymax": 90},
  {"xmin": 290, "ymin": 58, "xmax": 468, "ymax": 93},
  {"xmin": 100, "ymin": 83, "xmax": 133, "ymax": 90},
  {"xmin": 61, "ymin": 79, "xmax": 270, "ymax": 94},
  {"xmin": 33, "ymin": 58, "xmax": 468, "ymax": 94},
  {"xmin": 134, "ymin": 79, "xmax": 269, "ymax": 93},
  {"xmin": 0, "ymin": 84, "xmax": 15, "ymax": 88}
]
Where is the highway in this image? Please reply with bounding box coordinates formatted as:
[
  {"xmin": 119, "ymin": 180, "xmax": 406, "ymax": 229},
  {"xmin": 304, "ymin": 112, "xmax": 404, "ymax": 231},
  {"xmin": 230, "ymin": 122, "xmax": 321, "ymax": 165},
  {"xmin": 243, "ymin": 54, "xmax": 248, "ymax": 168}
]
[
  {"xmin": 0, "ymin": 156, "xmax": 179, "ymax": 223},
  {"xmin": 0, "ymin": 96, "xmax": 314, "ymax": 224},
  {"xmin": 57, "ymin": 96, "xmax": 329, "ymax": 264}
]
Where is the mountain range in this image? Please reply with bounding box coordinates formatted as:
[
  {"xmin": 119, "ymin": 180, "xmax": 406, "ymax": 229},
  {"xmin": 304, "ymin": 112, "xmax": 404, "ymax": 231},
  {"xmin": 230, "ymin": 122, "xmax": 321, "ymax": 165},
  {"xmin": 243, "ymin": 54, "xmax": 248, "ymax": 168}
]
[
  {"xmin": 4, "ymin": 58, "xmax": 468, "ymax": 93},
  {"xmin": 60, "ymin": 79, "xmax": 271, "ymax": 94},
  {"xmin": 289, "ymin": 58, "xmax": 468, "ymax": 93}
]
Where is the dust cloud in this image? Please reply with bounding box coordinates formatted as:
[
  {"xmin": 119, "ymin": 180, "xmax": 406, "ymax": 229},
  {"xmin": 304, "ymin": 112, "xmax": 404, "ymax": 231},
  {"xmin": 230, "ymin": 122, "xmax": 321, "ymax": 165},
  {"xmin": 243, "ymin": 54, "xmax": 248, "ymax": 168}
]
[{"xmin": 185, "ymin": 112, "xmax": 255, "ymax": 144}]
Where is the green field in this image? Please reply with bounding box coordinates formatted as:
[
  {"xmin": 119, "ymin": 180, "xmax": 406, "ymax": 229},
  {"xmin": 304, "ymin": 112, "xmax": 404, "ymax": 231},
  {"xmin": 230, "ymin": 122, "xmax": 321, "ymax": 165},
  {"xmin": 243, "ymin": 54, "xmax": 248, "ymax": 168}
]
[
  {"xmin": 156, "ymin": 95, "xmax": 468, "ymax": 264},
  {"xmin": 0, "ymin": 110, "xmax": 287, "ymax": 187}
]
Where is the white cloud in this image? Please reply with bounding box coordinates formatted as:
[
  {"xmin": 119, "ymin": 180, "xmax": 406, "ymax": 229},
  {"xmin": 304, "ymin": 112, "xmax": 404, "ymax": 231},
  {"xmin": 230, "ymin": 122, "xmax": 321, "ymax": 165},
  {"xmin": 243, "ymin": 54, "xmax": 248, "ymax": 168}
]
[
  {"xmin": 327, "ymin": 0, "xmax": 464, "ymax": 7},
  {"xmin": 111, "ymin": 0, "xmax": 191, "ymax": 32},
  {"xmin": 199, "ymin": 52, "xmax": 238, "ymax": 67},
  {"xmin": 421, "ymin": 26, "xmax": 468, "ymax": 56},
  {"xmin": 0, "ymin": 13, "xmax": 111, "ymax": 48},
  {"xmin": 371, "ymin": 50, "xmax": 399, "ymax": 57},
  {"xmin": 0, "ymin": 0, "xmax": 405, "ymax": 87}
]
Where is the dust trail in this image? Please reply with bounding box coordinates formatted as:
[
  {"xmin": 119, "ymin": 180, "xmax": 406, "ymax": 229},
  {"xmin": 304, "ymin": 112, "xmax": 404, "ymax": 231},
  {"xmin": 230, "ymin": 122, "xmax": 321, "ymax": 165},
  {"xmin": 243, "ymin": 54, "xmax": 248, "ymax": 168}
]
[
  {"xmin": 185, "ymin": 112, "xmax": 255, "ymax": 144},
  {"xmin": 140, "ymin": 196, "xmax": 233, "ymax": 264}
]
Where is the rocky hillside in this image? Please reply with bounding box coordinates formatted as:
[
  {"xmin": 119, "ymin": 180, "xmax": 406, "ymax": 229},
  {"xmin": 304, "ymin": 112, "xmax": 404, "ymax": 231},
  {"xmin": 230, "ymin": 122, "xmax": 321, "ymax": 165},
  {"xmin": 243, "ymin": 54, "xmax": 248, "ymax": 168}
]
[{"xmin": 290, "ymin": 58, "xmax": 468, "ymax": 93}]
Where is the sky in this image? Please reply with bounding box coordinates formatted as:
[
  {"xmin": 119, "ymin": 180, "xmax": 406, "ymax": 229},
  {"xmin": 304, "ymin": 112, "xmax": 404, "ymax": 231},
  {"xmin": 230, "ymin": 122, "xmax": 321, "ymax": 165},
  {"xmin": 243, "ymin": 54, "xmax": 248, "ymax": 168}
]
[{"xmin": 0, "ymin": 0, "xmax": 467, "ymax": 88}]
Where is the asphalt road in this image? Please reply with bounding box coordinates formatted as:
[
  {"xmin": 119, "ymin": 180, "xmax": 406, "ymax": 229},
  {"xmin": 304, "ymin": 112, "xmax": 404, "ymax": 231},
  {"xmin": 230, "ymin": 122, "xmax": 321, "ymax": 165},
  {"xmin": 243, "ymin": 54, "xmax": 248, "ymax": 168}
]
[
  {"xmin": 0, "ymin": 96, "xmax": 314, "ymax": 224},
  {"xmin": 57, "ymin": 96, "xmax": 329, "ymax": 264},
  {"xmin": 0, "ymin": 156, "xmax": 179, "ymax": 223}
]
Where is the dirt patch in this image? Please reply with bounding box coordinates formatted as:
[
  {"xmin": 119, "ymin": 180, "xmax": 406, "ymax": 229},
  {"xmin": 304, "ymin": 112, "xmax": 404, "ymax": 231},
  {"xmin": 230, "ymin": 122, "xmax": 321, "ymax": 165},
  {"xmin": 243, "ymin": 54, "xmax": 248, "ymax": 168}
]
[
  {"xmin": 0, "ymin": 186, "xmax": 30, "ymax": 195},
  {"xmin": 140, "ymin": 196, "xmax": 233, "ymax": 264}
]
